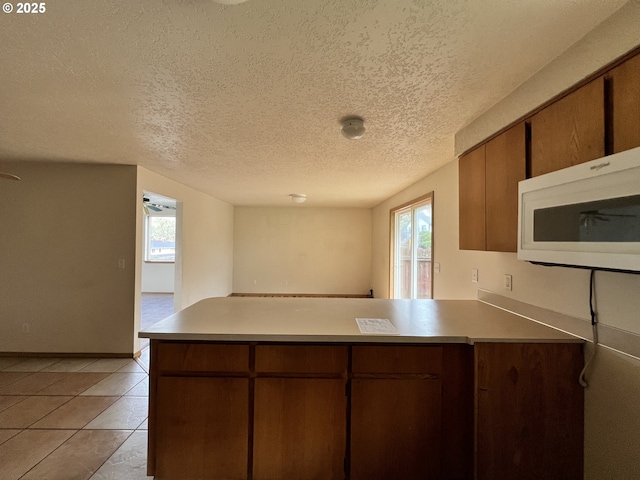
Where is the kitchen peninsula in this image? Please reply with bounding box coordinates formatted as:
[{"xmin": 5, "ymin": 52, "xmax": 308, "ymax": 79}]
[{"xmin": 139, "ymin": 297, "xmax": 584, "ymax": 480}]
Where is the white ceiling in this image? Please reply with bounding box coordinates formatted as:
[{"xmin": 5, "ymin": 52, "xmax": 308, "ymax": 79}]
[{"xmin": 0, "ymin": 0, "xmax": 628, "ymax": 207}]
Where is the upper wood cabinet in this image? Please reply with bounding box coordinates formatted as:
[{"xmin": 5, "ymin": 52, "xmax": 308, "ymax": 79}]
[
  {"xmin": 458, "ymin": 52, "xmax": 640, "ymax": 251},
  {"xmin": 485, "ymin": 123, "xmax": 526, "ymax": 252},
  {"xmin": 610, "ymin": 53, "xmax": 640, "ymax": 153},
  {"xmin": 459, "ymin": 123, "xmax": 525, "ymax": 253},
  {"xmin": 531, "ymin": 77, "xmax": 605, "ymax": 176},
  {"xmin": 459, "ymin": 146, "xmax": 486, "ymax": 251}
]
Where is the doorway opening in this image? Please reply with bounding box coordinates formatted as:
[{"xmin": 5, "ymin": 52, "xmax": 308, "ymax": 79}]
[
  {"xmin": 140, "ymin": 192, "xmax": 180, "ymax": 349},
  {"xmin": 390, "ymin": 193, "xmax": 433, "ymax": 299}
]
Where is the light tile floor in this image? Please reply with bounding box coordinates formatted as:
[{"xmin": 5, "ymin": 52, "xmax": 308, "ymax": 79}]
[{"xmin": 0, "ymin": 352, "xmax": 152, "ymax": 480}]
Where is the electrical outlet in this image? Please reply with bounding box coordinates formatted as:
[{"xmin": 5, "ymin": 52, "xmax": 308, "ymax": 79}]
[
  {"xmin": 118, "ymin": 259, "xmax": 126, "ymax": 269},
  {"xmin": 504, "ymin": 274, "xmax": 512, "ymax": 291},
  {"xmin": 253, "ymin": 280, "xmax": 257, "ymax": 285},
  {"xmin": 434, "ymin": 262, "xmax": 441, "ymax": 273},
  {"xmin": 472, "ymin": 268, "xmax": 479, "ymax": 283},
  {"xmin": 22, "ymin": 323, "xmax": 30, "ymax": 334}
]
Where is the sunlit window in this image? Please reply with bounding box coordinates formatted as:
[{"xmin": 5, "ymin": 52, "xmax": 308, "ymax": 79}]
[
  {"xmin": 391, "ymin": 194, "xmax": 433, "ymax": 299},
  {"xmin": 145, "ymin": 216, "xmax": 176, "ymax": 262}
]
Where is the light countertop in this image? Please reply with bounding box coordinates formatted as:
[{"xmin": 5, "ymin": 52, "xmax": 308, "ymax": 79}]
[{"xmin": 138, "ymin": 297, "xmax": 582, "ymax": 344}]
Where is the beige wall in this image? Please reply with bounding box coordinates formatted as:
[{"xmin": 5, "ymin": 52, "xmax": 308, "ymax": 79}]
[
  {"xmin": 0, "ymin": 162, "xmax": 137, "ymax": 354},
  {"xmin": 141, "ymin": 262, "xmax": 174, "ymax": 293},
  {"xmin": 372, "ymin": 160, "xmax": 468, "ymax": 300},
  {"xmin": 233, "ymin": 207, "xmax": 371, "ymax": 295},
  {"xmin": 373, "ymin": 5, "xmax": 640, "ymax": 476},
  {"xmin": 135, "ymin": 167, "xmax": 234, "ymax": 351},
  {"xmin": 0, "ymin": 162, "xmax": 234, "ymax": 355},
  {"xmin": 584, "ymin": 345, "xmax": 640, "ymax": 478},
  {"xmin": 372, "ymin": 157, "xmax": 640, "ymax": 329},
  {"xmin": 456, "ymin": 0, "xmax": 640, "ymax": 155},
  {"xmin": 373, "ymin": 154, "xmax": 640, "ymax": 480}
]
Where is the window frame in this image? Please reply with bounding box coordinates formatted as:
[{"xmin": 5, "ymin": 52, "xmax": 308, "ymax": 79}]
[
  {"xmin": 389, "ymin": 192, "xmax": 434, "ymax": 299},
  {"xmin": 144, "ymin": 213, "xmax": 177, "ymax": 264}
]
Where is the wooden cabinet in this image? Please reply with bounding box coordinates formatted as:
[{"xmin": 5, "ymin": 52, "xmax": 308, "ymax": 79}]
[
  {"xmin": 351, "ymin": 344, "xmax": 442, "ymax": 373},
  {"xmin": 350, "ymin": 345, "xmax": 445, "ymax": 479},
  {"xmin": 156, "ymin": 342, "xmax": 249, "ymax": 371},
  {"xmin": 531, "ymin": 77, "xmax": 605, "ymax": 176},
  {"xmin": 150, "ymin": 343, "xmax": 251, "ymax": 479},
  {"xmin": 459, "ymin": 146, "xmax": 486, "ymax": 250},
  {"xmin": 609, "ymin": 53, "xmax": 640, "ymax": 153},
  {"xmin": 475, "ymin": 343, "xmax": 584, "ymax": 480},
  {"xmin": 253, "ymin": 378, "xmax": 346, "ymax": 480},
  {"xmin": 155, "ymin": 376, "xmax": 249, "ymax": 480},
  {"xmin": 255, "ymin": 344, "xmax": 347, "ymax": 373},
  {"xmin": 485, "ymin": 123, "xmax": 526, "ymax": 252},
  {"xmin": 351, "ymin": 378, "xmax": 441, "ymax": 480},
  {"xmin": 459, "ymin": 123, "xmax": 525, "ymax": 252},
  {"xmin": 441, "ymin": 345, "xmax": 474, "ymax": 480},
  {"xmin": 253, "ymin": 345, "xmax": 348, "ymax": 480},
  {"xmin": 459, "ymin": 52, "xmax": 640, "ymax": 252},
  {"xmin": 148, "ymin": 340, "xmax": 582, "ymax": 480}
]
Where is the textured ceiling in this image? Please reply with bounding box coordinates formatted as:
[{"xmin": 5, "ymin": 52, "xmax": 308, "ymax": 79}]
[{"xmin": 0, "ymin": 0, "xmax": 628, "ymax": 207}]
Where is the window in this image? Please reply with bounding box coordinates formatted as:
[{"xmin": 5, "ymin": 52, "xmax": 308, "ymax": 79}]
[
  {"xmin": 145, "ymin": 215, "xmax": 176, "ymax": 262},
  {"xmin": 390, "ymin": 193, "xmax": 433, "ymax": 299}
]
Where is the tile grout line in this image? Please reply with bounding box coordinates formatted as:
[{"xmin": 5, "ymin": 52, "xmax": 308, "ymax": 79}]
[
  {"xmin": 23, "ymin": 396, "xmax": 75, "ymax": 430},
  {"xmin": 17, "ymin": 428, "xmax": 81, "ymax": 480},
  {"xmin": 85, "ymin": 429, "xmax": 137, "ymax": 480},
  {"xmin": 1, "ymin": 357, "xmax": 151, "ymax": 480},
  {"xmin": 17, "ymin": 428, "xmax": 138, "ymax": 480}
]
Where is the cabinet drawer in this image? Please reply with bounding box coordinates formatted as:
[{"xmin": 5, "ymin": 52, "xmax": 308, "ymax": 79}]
[
  {"xmin": 255, "ymin": 345, "xmax": 347, "ymax": 374},
  {"xmin": 156, "ymin": 342, "xmax": 249, "ymax": 372},
  {"xmin": 352, "ymin": 346, "xmax": 443, "ymax": 374}
]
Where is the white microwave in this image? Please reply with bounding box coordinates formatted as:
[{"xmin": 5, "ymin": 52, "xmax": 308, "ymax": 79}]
[{"xmin": 518, "ymin": 146, "xmax": 640, "ymax": 273}]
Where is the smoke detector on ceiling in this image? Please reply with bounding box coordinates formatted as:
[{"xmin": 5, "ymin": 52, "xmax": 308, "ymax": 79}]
[
  {"xmin": 341, "ymin": 117, "xmax": 365, "ymax": 140},
  {"xmin": 290, "ymin": 194, "xmax": 307, "ymax": 204}
]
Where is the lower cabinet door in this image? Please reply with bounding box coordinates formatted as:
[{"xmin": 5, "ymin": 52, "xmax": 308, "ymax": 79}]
[
  {"xmin": 253, "ymin": 378, "xmax": 347, "ymax": 480},
  {"xmin": 475, "ymin": 343, "xmax": 584, "ymax": 480},
  {"xmin": 155, "ymin": 376, "xmax": 249, "ymax": 480},
  {"xmin": 350, "ymin": 378, "xmax": 442, "ymax": 480}
]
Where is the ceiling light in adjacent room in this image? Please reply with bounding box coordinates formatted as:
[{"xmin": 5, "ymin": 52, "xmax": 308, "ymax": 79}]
[
  {"xmin": 341, "ymin": 117, "xmax": 365, "ymax": 140},
  {"xmin": 0, "ymin": 172, "xmax": 21, "ymax": 181},
  {"xmin": 212, "ymin": 0, "xmax": 249, "ymax": 4},
  {"xmin": 290, "ymin": 194, "xmax": 307, "ymax": 204}
]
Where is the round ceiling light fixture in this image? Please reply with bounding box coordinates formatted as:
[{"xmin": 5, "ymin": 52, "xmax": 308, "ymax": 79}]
[
  {"xmin": 341, "ymin": 117, "xmax": 365, "ymax": 140},
  {"xmin": 0, "ymin": 172, "xmax": 21, "ymax": 181},
  {"xmin": 290, "ymin": 194, "xmax": 307, "ymax": 204}
]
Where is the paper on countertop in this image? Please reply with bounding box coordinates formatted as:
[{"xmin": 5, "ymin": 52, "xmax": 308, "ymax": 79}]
[{"xmin": 355, "ymin": 318, "xmax": 399, "ymax": 335}]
